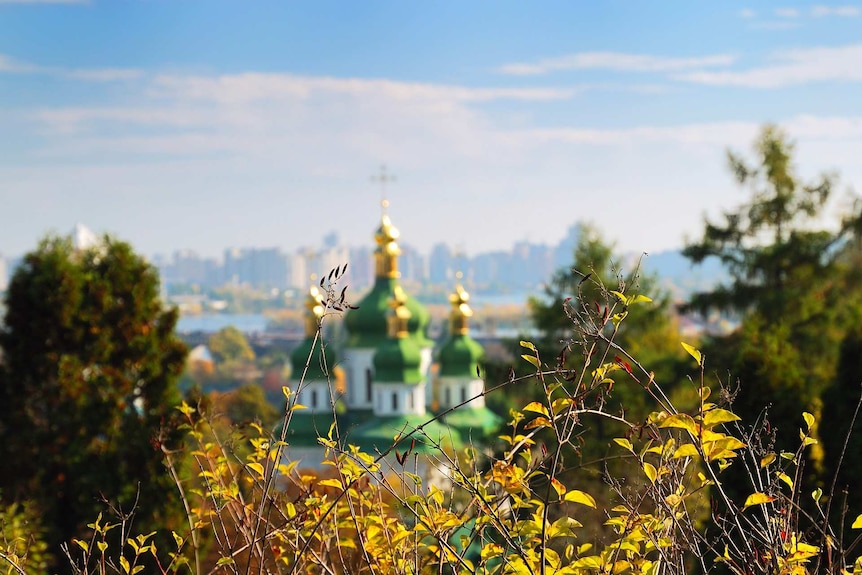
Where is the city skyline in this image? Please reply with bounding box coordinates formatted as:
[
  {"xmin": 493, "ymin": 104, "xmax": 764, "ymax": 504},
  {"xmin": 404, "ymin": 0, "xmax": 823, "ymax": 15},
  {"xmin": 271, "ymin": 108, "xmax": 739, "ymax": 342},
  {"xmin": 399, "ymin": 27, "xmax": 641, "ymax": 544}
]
[{"xmin": 3, "ymin": 2, "xmax": 862, "ymax": 259}]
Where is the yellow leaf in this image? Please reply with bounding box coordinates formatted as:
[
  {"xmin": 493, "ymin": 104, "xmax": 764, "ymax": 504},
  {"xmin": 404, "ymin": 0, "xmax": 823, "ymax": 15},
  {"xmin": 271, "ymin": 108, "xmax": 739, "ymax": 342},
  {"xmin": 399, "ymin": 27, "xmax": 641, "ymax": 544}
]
[
  {"xmin": 659, "ymin": 413, "xmax": 699, "ymax": 435},
  {"xmin": 672, "ymin": 444, "xmax": 699, "ymax": 459},
  {"xmin": 290, "ymin": 403, "xmax": 307, "ymax": 411},
  {"xmin": 702, "ymin": 408, "xmax": 741, "ymax": 428},
  {"xmin": 551, "ymin": 478, "xmax": 566, "ymax": 497},
  {"xmin": 742, "ymin": 492, "xmax": 775, "ymax": 510},
  {"xmin": 613, "ymin": 438, "xmax": 633, "ymax": 452},
  {"xmin": 521, "ymin": 354, "xmax": 540, "ymax": 368},
  {"xmin": 523, "ymin": 402, "xmax": 550, "ymax": 417},
  {"xmin": 851, "ymin": 514, "xmax": 862, "ymax": 529},
  {"xmin": 610, "ymin": 290, "xmax": 627, "ymax": 303},
  {"xmin": 760, "ymin": 453, "xmax": 776, "ymax": 467},
  {"xmin": 803, "ymin": 412, "xmax": 815, "ymax": 430},
  {"xmin": 643, "ymin": 462, "xmax": 657, "ymax": 483},
  {"xmin": 776, "ymin": 472, "xmax": 793, "ymax": 489},
  {"xmin": 519, "ymin": 340, "xmax": 537, "ymax": 352},
  {"xmin": 563, "ymin": 489, "xmax": 596, "ymax": 508},
  {"xmin": 681, "ymin": 341, "xmax": 703, "ymax": 366},
  {"xmin": 317, "ymin": 478, "xmax": 343, "ymax": 489},
  {"xmin": 627, "ymin": 294, "xmax": 653, "ymax": 305}
]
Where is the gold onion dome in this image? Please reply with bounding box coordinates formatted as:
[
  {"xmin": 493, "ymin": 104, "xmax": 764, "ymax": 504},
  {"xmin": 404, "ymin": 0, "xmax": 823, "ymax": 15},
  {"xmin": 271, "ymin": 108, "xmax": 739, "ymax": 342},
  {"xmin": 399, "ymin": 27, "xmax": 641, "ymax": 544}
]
[
  {"xmin": 438, "ymin": 283, "xmax": 484, "ymax": 378},
  {"xmin": 345, "ymin": 205, "xmax": 431, "ymax": 348}
]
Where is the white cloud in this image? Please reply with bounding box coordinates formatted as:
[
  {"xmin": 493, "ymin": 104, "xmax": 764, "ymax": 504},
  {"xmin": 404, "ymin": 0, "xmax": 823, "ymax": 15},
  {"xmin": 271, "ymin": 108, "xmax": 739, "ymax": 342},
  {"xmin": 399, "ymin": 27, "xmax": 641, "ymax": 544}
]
[
  {"xmin": 775, "ymin": 7, "xmax": 800, "ymax": 17},
  {"xmin": 147, "ymin": 72, "xmax": 579, "ymax": 104},
  {"xmin": 498, "ymin": 51, "xmax": 736, "ymax": 76},
  {"xmin": 812, "ymin": 5, "xmax": 861, "ymax": 16},
  {"xmin": 740, "ymin": 8, "xmax": 757, "ymax": 18},
  {"xmin": 676, "ymin": 44, "xmax": 862, "ymax": 87}
]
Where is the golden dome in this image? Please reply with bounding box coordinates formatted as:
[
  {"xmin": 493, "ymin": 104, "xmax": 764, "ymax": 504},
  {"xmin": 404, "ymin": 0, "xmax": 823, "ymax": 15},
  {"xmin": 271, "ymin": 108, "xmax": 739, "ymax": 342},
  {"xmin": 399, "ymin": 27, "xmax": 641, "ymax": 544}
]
[
  {"xmin": 449, "ymin": 284, "xmax": 473, "ymax": 335},
  {"xmin": 386, "ymin": 285, "xmax": 411, "ymax": 338},
  {"xmin": 303, "ymin": 284, "xmax": 326, "ymax": 337},
  {"xmin": 373, "ymin": 200, "xmax": 401, "ymax": 278}
]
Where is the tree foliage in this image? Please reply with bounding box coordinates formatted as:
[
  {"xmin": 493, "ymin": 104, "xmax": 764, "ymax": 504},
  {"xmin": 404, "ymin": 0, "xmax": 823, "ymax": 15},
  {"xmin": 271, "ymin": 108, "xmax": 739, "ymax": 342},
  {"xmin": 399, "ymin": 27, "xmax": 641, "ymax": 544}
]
[
  {"xmin": 0, "ymin": 235, "xmax": 187, "ymax": 570},
  {"xmin": 684, "ymin": 125, "xmax": 862, "ymax": 502},
  {"xmin": 207, "ymin": 326, "xmax": 255, "ymax": 365}
]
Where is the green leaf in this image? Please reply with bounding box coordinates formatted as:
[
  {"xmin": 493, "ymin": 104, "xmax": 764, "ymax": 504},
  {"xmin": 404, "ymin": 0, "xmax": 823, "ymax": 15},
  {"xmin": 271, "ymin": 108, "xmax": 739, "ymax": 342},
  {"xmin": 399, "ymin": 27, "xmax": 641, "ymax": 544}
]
[
  {"xmin": 564, "ymin": 489, "xmax": 597, "ymax": 508},
  {"xmin": 681, "ymin": 342, "xmax": 703, "ymax": 366},
  {"xmin": 742, "ymin": 492, "xmax": 775, "ymax": 510},
  {"xmin": 812, "ymin": 488, "xmax": 823, "ymax": 504},
  {"xmin": 216, "ymin": 557, "xmax": 235, "ymax": 567}
]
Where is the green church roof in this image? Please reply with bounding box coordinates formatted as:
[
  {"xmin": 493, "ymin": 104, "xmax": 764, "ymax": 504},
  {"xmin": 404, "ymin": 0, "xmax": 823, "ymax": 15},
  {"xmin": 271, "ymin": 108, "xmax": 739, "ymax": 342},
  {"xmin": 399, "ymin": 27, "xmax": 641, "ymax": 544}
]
[
  {"xmin": 275, "ymin": 410, "xmax": 340, "ymax": 447},
  {"xmin": 442, "ymin": 406, "xmax": 503, "ymax": 442},
  {"xmin": 345, "ymin": 277, "xmax": 432, "ymax": 348},
  {"xmin": 438, "ymin": 334, "xmax": 485, "ymax": 378},
  {"xmin": 344, "ymin": 413, "xmax": 464, "ymax": 454},
  {"xmin": 374, "ymin": 337, "xmax": 423, "ymax": 384},
  {"xmin": 290, "ymin": 336, "xmax": 336, "ymax": 382}
]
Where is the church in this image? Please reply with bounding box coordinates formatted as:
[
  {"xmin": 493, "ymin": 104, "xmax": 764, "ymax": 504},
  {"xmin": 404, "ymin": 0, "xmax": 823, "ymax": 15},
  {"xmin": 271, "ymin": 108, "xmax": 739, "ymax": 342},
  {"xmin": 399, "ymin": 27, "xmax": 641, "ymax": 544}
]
[{"xmin": 280, "ymin": 203, "xmax": 502, "ymax": 475}]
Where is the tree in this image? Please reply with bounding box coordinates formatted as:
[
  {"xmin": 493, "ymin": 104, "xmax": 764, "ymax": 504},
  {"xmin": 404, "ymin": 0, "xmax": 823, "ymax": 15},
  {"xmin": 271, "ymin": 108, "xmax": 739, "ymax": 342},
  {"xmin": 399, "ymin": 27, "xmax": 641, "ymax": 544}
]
[
  {"xmin": 530, "ymin": 222, "xmax": 680, "ymax": 384},
  {"xmin": 0, "ymin": 235, "xmax": 187, "ymax": 570},
  {"xmin": 208, "ymin": 326, "xmax": 255, "ymax": 365},
  {"xmin": 684, "ymin": 125, "xmax": 862, "ymax": 465}
]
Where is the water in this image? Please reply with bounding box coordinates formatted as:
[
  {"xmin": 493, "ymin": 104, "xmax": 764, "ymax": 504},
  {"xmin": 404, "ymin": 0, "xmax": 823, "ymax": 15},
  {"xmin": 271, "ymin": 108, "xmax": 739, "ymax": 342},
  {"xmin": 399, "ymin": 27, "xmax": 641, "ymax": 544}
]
[{"xmin": 176, "ymin": 313, "xmax": 269, "ymax": 334}]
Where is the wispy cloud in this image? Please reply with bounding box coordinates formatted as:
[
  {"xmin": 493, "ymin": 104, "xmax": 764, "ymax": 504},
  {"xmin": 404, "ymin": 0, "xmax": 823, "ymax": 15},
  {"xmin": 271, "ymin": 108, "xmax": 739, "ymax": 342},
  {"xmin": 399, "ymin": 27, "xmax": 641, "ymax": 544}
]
[
  {"xmin": 498, "ymin": 51, "xmax": 735, "ymax": 76},
  {"xmin": 775, "ymin": 7, "xmax": 800, "ymax": 17},
  {"xmin": 676, "ymin": 44, "xmax": 862, "ymax": 87},
  {"xmin": 739, "ymin": 8, "xmax": 757, "ymax": 18},
  {"xmin": 0, "ymin": 52, "xmax": 142, "ymax": 82},
  {"xmin": 149, "ymin": 72, "xmax": 579, "ymax": 104},
  {"xmin": 811, "ymin": 4, "xmax": 861, "ymax": 16}
]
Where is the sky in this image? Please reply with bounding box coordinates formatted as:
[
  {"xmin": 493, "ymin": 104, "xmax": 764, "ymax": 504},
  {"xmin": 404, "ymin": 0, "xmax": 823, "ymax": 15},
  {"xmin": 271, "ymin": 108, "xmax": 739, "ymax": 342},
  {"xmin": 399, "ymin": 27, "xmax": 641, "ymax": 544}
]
[{"xmin": 2, "ymin": 1, "xmax": 862, "ymax": 259}]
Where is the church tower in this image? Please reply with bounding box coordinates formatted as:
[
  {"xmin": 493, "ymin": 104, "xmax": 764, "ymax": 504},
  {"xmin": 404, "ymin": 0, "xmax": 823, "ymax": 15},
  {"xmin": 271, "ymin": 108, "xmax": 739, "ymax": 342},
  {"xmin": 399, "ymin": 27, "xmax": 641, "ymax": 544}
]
[
  {"xmin": 343, "ymin": 202, "xmax": 433, "ymax": 412},
  {"xmin": 346, "ymin": 290, "xmax": 462, "ymax": 457},
  {"xmin": 438, "ymin": 282, "xmax": 503, "ymax": 440}
]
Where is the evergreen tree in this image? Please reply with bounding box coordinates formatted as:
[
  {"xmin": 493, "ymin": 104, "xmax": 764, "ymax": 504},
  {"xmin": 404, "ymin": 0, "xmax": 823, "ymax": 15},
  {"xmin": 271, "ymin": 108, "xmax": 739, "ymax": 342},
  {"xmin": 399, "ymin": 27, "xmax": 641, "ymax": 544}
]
[
  {"xmin": 0, "ymin": 235, "xmax": 187, "ymax": 569},
  {"xmin": 684, "ymin": 125, "xmax": 862, "ymax": 460}
]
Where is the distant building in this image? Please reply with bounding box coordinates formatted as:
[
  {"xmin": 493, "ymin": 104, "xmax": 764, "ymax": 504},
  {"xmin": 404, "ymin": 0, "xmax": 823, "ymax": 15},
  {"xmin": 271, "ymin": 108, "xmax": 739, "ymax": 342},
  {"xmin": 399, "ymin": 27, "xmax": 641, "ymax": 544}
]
[
  {"xmin": 72, "ymin": 223, "xmax": 99, "ymax": 251},
  {"xmin": 224, "ymin": 247, "xmax": 289, "ymax": 289}
]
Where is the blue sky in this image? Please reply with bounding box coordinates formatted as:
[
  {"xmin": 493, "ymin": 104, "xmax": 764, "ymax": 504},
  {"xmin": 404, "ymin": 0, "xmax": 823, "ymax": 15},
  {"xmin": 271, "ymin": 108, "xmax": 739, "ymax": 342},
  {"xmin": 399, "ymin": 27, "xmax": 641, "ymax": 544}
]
[{"xmin": 2, "ymin": 1, "xmax": 862, "ymax": 259}]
